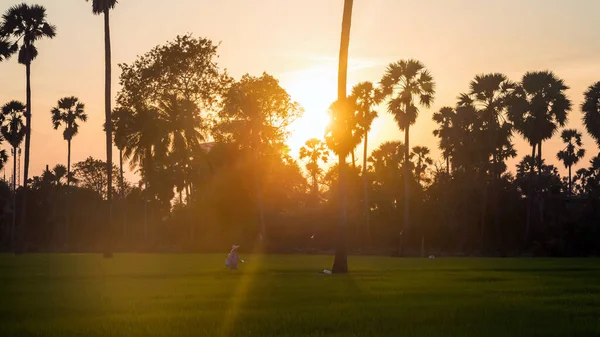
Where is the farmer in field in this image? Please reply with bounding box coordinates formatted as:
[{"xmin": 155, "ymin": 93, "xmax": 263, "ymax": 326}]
[{"xmin": 225, "ymin": 245, "xmax": 243, "ymax": 270}]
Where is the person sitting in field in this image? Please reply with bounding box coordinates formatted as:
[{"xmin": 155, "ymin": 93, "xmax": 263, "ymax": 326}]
[{"xmin": 225, "ymin": 245, "xmax": 242, "ymax": 270}]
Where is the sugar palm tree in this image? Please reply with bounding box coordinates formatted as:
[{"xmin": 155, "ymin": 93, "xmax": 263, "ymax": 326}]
[
  {"xmin": 433, "ymin": 106, "xmax": 457, "ymax": 173},
  {"xmin": 331, "ymin": 0, "xmax": 354, "ymax": 274},
  {"xmin": 51, "ymin": 97, "xmax": 88, "ymax": 187},
  {"xmin": 460, "ymin": 73, "xmax": 515, "ymax": 248},
  {"xmin": 1, "ymin": 100, "xmax": 26, "ymax": 248},
  {"xmin": 582, "ymin": 81, "xmax": 600, "ymax": 148},
  {"xmin": 86, "ymin": 0, "xmax": 117, "ymax": 256},
  {"xmin": 1, "ymin": 3, "xmax": 56, "ymax": 190},
  {"xmin": 350, "ymin": 81, "xmax": 381, "ymax": 243},
  {"xmin": 380, "ymin": 59, "xmax": 435, "ymax": 255},
  {"xmin": 299, "ymin": 138, "xmax": 329, "ymax": 198},
  {"xmin": 411, "ymin": 145, "xmax": 433, "ymax": 185},
  {"xmin": 508, "ymin": 71, "xmax": 571, "ymax": 174},
  {"xmin": 557, "ymin": 129, "xmax": 585, "ymax": 196}
]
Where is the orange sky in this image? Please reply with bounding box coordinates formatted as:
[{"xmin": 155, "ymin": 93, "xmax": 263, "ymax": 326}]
[{"xmin": 1, "ymin": 0, "xmax": 600, "ymax": 183}]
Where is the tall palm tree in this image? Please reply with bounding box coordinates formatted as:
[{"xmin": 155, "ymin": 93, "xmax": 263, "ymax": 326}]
[
  {"xmin": 1, "ymin": 4, "xmax": 56, "ymax": 250},
  {"xmin": 508, "ymin": 71, "xmax": 571, "ymax": 173},
  {"xmin": 411, "ymin": 145, "xmax": 433, "ymax": 185},
  {"xmin": 507, "ymin": 71, "xmax": 570, "ymax": 243},
  {"xmin": 1, "ymin": 4, "xmax": 56, "ymax": 190},
  {"xmin": 557, "ymin": 129, "xmax": 585, "ymax": 196},
  {"xmin": 582, "ymin": 81, "xmax": 600, "ymax": 148},
  {"xmin": 380, "ymin": 59, "xmax": 435, "ymax": 255},
  {"xmin": 461, "ymin": 74, "xmax": 515, "ymax": 248},
  {"xmin": 1, "ymin": 100, "xmax": 26, "ymax": 248},
  {"xmin": 86, "ymin": 0, "xmax": 117, "ymax": 255},
  {"xmin": 432, "ymin": 107, "xmax": 457, "ymax": 173},
  {"xmin": 299, "ymin": 138, "xmax": 329, "ymax": 198},
  {"xmin": 51, "ymin": 97, "xmax": 88, "ymax": 186},
  {"xmin": 331, "ymin": 0, "xmax": 353, "ymax": 274},
  {"xmin": 350, "ymin": 81, "xmax": 381, "ymax": 243}
]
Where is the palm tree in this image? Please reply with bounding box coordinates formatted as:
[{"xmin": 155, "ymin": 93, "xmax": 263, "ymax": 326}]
[
  {"xmin": 507, "ymin": 71, "xmax": 570, "ymax": 243},
  {"xmin": 86, "ymin": 0, "xmax": 117, "ymax": 256},
  {"xmin": 582, "ymin": 81, "xmax": 600, "ymax": 147},
  {"xmin": 557, "ymin": 129, "xmax": 585, "ymax": 196},
  {"xmin": 461, "ymin": 74, "xmax": 515, "ymax": 248},
  {"xmin": 51, "ymin": 97, "xmax": 88, "ymax": 187},
  {"xmin": 350, "ymin": 81, "xmax": 381, "ymax": 243},
  {"xmin": 299, "ymin": 138, "xmax": 329, "ymax": 198},
  {"xmin": 411, "ymin": 145, "xmax": 433, "ymax": 185},
  {"xmin": 331, "ymin": 0, "xmax": 353, "ymax": 274},
  {"xmin": 1, "ymin": 100, "xmax": 26, "ymax": 248},
  {"xmin": 432, "ymin": 107, "xmax": 457, "ymax": 173},
  {"xmin": 380, "ymin": 59, "xmax": 435, "ymax": 255},
  {"xmin": 1, "ymin": 4, "xmax": 56, "ymax": 191},
  {"xmin": 508, "ymin": 71, "xmax": 571, "ymax": 173},
  {"xmin": 0, "ymin": 36, "xmax": 14, "ymax": 61}
]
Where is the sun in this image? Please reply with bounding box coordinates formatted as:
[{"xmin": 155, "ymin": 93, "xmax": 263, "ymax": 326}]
[{"xmin": 282, "ymin": 66, "xmax": 337, "ymax": 157}]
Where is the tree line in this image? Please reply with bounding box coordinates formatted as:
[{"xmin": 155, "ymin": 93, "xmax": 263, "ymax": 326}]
[{"xmin": 1, "ymin": 2, "xmax": 600, "ymax": 258}]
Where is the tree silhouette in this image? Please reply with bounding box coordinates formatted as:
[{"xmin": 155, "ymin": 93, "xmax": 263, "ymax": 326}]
[
  {"xmin": 582, "ymin": 81, "xmax": 600, "ymax": 148},
  {"xmin": 329, "ymin": 0, "xmax": 354, "ymax": 273},
  {"xmin": 86, "ymin": 0, "xmax": 118, "ymax": 252},
  {"xmin": 217, "ymin": 73, "xmax": 302, "ymax": 240},
  {"xmin": 460, "ymin": 73, "xmax": 516, "ymax": 248},
  {"xmin": 508, "ymin": 71, "xmax": 571, "ymax": 173},
  {"xmin": 299, "ymin": 138, "xmax": 329, "ymax": 199},
  {"xmin": 432, "ymin": 107, "xmax": 457, "ymax": 173},
  {"xmin": 411, "ymin": 146, "xmax": 433, "ymax": 185},
  {"xmin": 1, "ymin": 3, "xmax": 56, "ymax": 251},
  {"xmin": 350, "ymin": 81, "xmax": 382, "ymax": 243},
  {"xmin": 51, "ymin": 97, "xmax": 87, "ymax": 187},
  {"xmin": 557, "ymin": 129, "xmax": 585, "ymax": 196},
  {"xmin": 380, "ymin": 59, "xmax": 435, "ymax": 255},
  {"xmin": 1, "ymin": 100, "xmax": 25, "ymax": 248}
]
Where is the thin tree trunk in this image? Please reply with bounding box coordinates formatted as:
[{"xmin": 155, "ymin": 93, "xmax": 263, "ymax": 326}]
[
  {"xmin": 67, "ymin": 139, "xmax": 71, "ymax": 187},
  {"xmin": 537, "ymin": 141, "xmax": 544, "ymax": 229},
  {"xmin": 446, "ymin": 156, "xmax": 449, "ymax": 173},
  {"xmin": 401, "ymin": 125, "xmax": 410, "ymax": 256},
  {"xmin": 524, "ymin": 144, "xmax": 536, "ymax": 245},
  {"xmin": 11, "ymin": 146, "xmax": 16, "ymax": 250},
  {"xmin": 332, "ymin": 0, "xmax": 353, "ymax": 274},
  {"xmin": 19, "ymin": 62, "xmax": 32, "ymax": 253},
  {"xmin": 120, "ymin": 149, "xmax": 126, "ymax": 240},
  {"xmin": 568, "ymin": 165, "xmax": 572, "ymax": 196},
  {"xmin": 103, "ymin": 7, "xmax": 113, "ymax": 257},
  {"xmin": 66, "ymin": 139, "xmax": 71, "ymax": 249},
  {"xmin": 351, "ymin": 150, "xmax": 356, "ymax": 169},
  {"xmin": 362, "ymin": 133, "xmax": 370, "ymax": 245}
]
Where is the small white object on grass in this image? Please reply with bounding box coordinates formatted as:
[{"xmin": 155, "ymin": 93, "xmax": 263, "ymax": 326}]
[
  {"xmin": 429, "ymin": 255, "xmax": 435, "ymax": 259},
  {"xmin": 323, "ymin": 269, "xmax": 332, "ymax": 274}
]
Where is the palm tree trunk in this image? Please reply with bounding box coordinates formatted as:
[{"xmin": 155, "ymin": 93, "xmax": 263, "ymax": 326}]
[
  {"xmin": 401, "ymin": 125, "xmax": 410, "ymax": 256},
  {"xmin": 524, "ymin": 144, "xmax": 536, "ymax": 245},
  {"xmin": 446, "ymin": 156, "xmax": 449, "ymax": 173},
  {"xmin": 362, "ymin": 133, "xmax": 370, "ymax": 245},
  {"xmin": 19, "ymin": 62, "xmax": 32, "ymax": 253},
  {"xmin": 103, "ymin": 6, "xmax": 113, "ymax": 257},
  {"xmin": 119, "ymin": 149, "xmax": 126, "ymax": 240},
  {"xmin": 568, "ymin": 165, "xmax": 572, "ymax": 196},
  {"xmin": 11, "ymin": 146, "xmax": 16, "ymax": 250},
  {"xmin": 67, "ymin": 139, "xmax": 71, "ymax": 186},
  {"xmin": 332, "ymin": 0, "xmax": 353, "ymax": 274},
  {"xmin": 66, "ymin": 139, "xmax": 72, "ymax": 249},
  {"xmin": 537, "ymin": 141, "xmax": 544, "ymax": 230}
]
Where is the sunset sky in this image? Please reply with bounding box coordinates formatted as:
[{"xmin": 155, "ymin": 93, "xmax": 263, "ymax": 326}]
[{"xmin": 1, "ymin": 0, "xmax": 600, "ymax": 183}]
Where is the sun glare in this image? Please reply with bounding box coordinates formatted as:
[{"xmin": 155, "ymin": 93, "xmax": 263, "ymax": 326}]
[{"xmin": 282, "ymin": 66, "xmax": 337, "ymax": 157}]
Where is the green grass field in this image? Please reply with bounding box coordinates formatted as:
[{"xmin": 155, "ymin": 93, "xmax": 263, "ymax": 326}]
[{"xmin": 1, "ymin": 254, "xmax": 599, "ymax": 336}]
